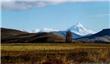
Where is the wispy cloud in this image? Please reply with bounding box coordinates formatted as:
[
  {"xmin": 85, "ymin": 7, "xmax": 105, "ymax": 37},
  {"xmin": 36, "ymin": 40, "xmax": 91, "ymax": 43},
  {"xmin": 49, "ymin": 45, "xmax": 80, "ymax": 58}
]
[
  {"xmin": 2, "ymin": 1, "xmax": 48, "ymax": 10},
  {"xmin": 1, "ymin": 0, "xmax": 108, "ymax": 10}
]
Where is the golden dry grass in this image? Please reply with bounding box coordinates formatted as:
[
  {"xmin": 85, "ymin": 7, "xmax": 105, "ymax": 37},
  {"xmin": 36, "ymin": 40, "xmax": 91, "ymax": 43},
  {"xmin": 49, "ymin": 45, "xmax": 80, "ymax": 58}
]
[
  {"xmin": 1, "ymin": 43, "xmax": 110, "ymax": 64},
  {"xmin": 1, "ymin": 43, "xmax": 110, "ymax": 51}
]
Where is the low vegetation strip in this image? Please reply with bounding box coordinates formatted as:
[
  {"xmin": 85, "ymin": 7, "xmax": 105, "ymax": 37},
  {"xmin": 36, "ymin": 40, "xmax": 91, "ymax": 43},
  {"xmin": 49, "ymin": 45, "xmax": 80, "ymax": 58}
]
[
  {"xmin": 1, "ymin": 43, "xmax": 110, "ymax": 64},
  {"xmin": 1, "ymin": 43, "xmax": 110, "ymax": 51}
]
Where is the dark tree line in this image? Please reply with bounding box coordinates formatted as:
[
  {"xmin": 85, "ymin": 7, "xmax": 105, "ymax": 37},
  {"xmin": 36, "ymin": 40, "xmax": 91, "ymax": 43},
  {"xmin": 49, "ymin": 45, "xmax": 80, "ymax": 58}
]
[{"xmin": 65, "ymin": 31, "xmax": 72, "ymax": 43}]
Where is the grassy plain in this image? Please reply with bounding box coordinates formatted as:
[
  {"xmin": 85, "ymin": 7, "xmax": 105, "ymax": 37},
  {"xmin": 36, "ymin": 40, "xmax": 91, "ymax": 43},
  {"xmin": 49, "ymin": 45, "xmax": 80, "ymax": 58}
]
[{"xmin": 1, "ymin": 43, "xmax": 110, "ymax": 64}]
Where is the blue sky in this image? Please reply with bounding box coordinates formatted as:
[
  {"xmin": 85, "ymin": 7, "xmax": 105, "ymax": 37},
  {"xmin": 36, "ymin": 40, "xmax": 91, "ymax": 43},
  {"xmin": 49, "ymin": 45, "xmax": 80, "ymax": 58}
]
[{"xmin": 2, "ymin": 1, "xmax": 110, "ymax": 32}]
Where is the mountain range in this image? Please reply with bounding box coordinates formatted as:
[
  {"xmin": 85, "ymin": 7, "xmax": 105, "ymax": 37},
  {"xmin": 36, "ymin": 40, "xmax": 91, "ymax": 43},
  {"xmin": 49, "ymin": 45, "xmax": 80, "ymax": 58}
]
[
  {"xmin": 77, "ymin": 29, "xmax": 110, "ymax": 43},
  {"xmin": 1, "ymin": 28, "xmax": 65, "ymax": 43},
  {"xmin": 32, "ymin": 22, "xmax": 95, "ymax": 39},
  {"xmin": 1, "ymin": 23, "xmax": 110, "ymax": 43}
]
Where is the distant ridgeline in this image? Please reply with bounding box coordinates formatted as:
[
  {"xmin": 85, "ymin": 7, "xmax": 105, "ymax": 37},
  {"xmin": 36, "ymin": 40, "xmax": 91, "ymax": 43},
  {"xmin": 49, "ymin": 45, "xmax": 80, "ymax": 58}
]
[{"xmin": 1, "ymin": 28, "xmax": 110, "ymax": 43}]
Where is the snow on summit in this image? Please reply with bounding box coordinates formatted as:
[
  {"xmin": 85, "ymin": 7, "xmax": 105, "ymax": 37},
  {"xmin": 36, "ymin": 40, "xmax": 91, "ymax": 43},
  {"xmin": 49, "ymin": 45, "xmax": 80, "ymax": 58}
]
[
  {"xmin": 68, "ymin": 22, "xmax": 95, "ymax": 36},
  {"xmin": 31, "ymin": 22, "xmax": 95, "ymax": 36}
]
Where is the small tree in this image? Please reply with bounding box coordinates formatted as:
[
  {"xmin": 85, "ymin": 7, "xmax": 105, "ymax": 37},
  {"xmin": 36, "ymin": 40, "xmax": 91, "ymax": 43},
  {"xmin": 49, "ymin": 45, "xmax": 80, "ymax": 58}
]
[{"xmin": 65, "ymin": 31, "xmax": 72, "ymax": 43}]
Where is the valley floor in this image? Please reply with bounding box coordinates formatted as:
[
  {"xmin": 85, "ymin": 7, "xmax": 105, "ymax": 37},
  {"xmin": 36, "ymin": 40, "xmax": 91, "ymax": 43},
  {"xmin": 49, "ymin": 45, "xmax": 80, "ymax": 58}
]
[{"xmin": 1, "ymin": 43, "xmax": 110, "ymax": 64}]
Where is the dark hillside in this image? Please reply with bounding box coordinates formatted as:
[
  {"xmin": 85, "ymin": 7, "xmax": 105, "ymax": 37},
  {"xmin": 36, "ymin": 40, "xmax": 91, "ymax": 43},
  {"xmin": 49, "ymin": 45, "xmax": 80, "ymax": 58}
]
[
  {"xmin": 77, "ymin": 29, "xmax": 110, "ymax": 43},
  {"xmin": 1, "ymin": 28, "xmax": 28, "ymax": 39},
  {"xmin": 1, "ymin": 28, "xmax": 65, "ymax": 43}
]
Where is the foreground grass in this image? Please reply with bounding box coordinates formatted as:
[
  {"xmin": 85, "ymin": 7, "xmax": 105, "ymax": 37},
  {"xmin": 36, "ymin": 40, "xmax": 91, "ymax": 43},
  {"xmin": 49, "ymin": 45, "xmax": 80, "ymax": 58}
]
[
  {"xmin": 1, "ymin": 43, "xmax": 110, "ymax": 51},
  {"xmin": 1, "ymin": 43, "xmax": 110, "ymax": 64}
]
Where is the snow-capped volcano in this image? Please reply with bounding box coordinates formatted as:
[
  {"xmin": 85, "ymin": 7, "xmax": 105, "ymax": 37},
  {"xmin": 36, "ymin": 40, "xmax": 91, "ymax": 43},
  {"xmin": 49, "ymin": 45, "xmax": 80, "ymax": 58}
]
[
  {"xmin": 68, "ymin": 22, "xmax": 95, "ymax": 36},
  {"xmin": 31, "ymin": 22, "xmax": 95, "ymax": 38}
]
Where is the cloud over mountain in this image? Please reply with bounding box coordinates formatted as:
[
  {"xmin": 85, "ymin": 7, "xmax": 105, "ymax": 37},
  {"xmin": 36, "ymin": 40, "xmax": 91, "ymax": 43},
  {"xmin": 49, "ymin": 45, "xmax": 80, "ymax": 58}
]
[{"xmin": 1, "ymin": 0, "xmax": 107, "ymax": 10}]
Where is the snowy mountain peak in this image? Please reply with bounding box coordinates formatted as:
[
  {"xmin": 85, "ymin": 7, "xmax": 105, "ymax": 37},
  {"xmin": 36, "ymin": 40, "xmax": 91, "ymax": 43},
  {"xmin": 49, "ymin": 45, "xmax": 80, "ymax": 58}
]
[
  {"xmin": 68, "ymin": 22, "xmax": 95, "ymax": 36},
  {"xmin": 75, "ymin": 22, "xmax": 84, "ymax": 27}
]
